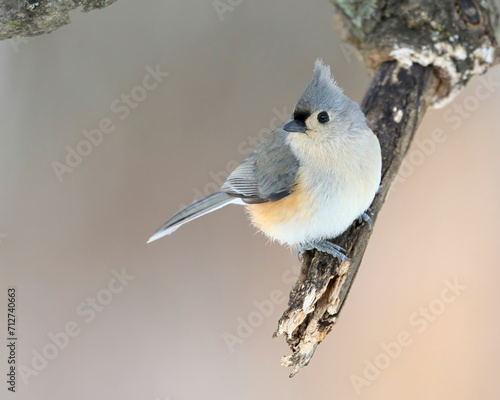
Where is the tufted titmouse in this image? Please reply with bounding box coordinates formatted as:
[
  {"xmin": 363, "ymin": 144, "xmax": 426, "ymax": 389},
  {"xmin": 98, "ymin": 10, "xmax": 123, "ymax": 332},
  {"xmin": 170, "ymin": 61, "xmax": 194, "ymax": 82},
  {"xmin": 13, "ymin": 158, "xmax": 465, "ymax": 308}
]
[{"xmin": 148, "ymin": 59, "xmax": 381, "ymax": 260}]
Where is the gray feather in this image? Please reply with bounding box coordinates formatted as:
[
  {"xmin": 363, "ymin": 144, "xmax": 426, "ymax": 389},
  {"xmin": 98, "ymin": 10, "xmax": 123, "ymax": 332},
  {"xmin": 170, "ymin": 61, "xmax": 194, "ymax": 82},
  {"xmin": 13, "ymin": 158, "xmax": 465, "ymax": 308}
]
[
  {"xmin": 295, "ymin": 59, "xmax": 345, "ymax": 113},
  {"xmin": 219, "ymin": 152, "xmax": 259, "ymax": 199},
  {"xmin": 147, "ymin": 192, "xmax": 235, "ymax": 243},
  {"xmin": 149, "ymin": 129, "xmax": 299, "ymax": 243},
  {"xmin": 221, "ymin": 128, "xmax": 299, "ymax": 203},
  {"xmin": 294, "ymin": 59, "xmax": 367, "ymax": 134}
]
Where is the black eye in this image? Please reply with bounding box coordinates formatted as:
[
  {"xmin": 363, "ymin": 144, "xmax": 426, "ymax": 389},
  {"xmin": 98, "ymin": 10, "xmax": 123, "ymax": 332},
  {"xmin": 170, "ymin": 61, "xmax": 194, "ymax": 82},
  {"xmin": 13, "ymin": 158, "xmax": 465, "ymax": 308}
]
[{"xmin": 317, "ymin": 111, "xmax": 329, "ymax": 123}]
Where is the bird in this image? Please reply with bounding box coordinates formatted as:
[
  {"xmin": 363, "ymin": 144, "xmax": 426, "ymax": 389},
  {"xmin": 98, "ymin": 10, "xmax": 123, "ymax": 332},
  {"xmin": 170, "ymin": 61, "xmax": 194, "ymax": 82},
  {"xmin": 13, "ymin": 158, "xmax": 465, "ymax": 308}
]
[{"xmin": 147, "ymin": 59, "xmax": 381, "ymax": 261}]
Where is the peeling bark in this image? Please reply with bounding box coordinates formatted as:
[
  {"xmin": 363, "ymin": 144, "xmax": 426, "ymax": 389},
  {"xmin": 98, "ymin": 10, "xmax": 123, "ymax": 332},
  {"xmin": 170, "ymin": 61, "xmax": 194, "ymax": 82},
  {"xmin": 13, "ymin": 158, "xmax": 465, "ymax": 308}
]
[{"xmin": 332, "ymin": 0, "xmax": 500, "ymax": 106}]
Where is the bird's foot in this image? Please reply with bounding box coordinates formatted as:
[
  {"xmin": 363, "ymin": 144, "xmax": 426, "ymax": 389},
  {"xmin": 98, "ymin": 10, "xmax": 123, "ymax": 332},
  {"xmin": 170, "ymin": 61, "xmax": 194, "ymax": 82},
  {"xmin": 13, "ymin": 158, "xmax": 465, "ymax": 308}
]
[
  {"xmin": 296, "ymin": 240, "xmax": 349, "ymax": 262},
  {"xmin": 358, "ymin": 212, "xmax": 373, "ymax": 230}
]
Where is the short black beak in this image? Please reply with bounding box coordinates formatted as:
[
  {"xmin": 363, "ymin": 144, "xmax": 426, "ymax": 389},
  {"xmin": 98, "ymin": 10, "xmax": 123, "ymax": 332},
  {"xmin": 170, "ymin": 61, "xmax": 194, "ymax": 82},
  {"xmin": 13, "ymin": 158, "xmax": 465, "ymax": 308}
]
[{"xmin": 283, "ymin": 119, "xmax": 307, "ymax": 133}]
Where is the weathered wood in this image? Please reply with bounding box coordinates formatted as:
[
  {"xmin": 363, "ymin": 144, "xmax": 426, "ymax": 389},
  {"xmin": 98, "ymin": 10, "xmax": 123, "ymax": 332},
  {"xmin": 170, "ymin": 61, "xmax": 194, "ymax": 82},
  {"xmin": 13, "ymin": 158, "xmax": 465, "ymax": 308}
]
[
  {"xmin": 0, "ymin": 0, "xmax": 119, "ymax": 41},
  {"xmin": 332, "ymin": 0, "xmax": 500, "ymax": 106},
  {"xmin": 275, "ymin": 0, "xmax": 500, "ymax": 377}
]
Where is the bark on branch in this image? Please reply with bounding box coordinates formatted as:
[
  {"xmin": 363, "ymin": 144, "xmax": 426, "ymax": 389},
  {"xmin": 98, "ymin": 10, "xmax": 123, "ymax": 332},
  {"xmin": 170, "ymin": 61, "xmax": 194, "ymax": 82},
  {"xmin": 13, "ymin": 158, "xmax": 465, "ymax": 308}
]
[
  {"xmin": 275, "ymin": 0, "xmax": 500, "ymax": 377},
  {"xmin": 0, "ymin": 0, "xmax": 119, "ymax": 41}
]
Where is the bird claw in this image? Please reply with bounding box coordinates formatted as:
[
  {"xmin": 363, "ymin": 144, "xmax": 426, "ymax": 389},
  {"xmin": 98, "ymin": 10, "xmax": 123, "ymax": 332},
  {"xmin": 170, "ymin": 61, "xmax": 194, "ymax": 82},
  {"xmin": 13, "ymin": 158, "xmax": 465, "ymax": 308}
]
[
  {"xmin": 296, "ymin": 240, "xmax": 349, "ymax": 262},
  {"xmin": 358, "ymin": 212, "xmax": 373, "ymax": 230}
]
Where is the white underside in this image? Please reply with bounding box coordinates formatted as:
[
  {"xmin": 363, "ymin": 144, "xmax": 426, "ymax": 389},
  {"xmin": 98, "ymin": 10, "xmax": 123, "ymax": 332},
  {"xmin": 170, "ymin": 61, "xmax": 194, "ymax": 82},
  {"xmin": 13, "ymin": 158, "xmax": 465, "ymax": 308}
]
[
  {"xmin": 255, "ymin": 175, "xmax": 378, "ymax": 246},
  {"xmin": 260, "ymin": 129, "xmax": 382, "ymax": 246}
]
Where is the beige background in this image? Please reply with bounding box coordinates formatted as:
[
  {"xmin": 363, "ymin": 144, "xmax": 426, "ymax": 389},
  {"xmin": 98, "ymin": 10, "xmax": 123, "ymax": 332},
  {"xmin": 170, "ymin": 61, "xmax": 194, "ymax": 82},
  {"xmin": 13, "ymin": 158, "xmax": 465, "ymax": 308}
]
[{"xmin": 1, "ymin": 0, "xmax": 500, "ymax": 399}]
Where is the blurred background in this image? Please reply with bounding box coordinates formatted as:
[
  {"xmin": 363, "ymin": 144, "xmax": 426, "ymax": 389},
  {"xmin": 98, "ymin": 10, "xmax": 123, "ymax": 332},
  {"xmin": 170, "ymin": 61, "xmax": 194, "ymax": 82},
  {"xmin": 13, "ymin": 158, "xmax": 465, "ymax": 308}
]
[{"xmin": 1, "ymin": 0, "xmax": 500, "ymax": 399}]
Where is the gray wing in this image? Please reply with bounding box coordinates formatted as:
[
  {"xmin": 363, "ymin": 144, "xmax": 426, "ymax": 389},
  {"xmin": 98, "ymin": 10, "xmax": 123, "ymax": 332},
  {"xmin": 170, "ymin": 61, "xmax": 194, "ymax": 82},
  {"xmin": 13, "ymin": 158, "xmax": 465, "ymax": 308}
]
[{"xmin": 220, "ymin": 129, "xmax": 299, "ymax": 204}]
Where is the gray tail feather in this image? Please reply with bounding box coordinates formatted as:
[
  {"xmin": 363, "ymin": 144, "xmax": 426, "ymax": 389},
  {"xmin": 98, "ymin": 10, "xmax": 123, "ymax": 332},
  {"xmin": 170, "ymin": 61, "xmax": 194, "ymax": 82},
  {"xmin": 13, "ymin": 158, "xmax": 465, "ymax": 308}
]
[{"xmin": 147, "ymin": 192, "xmax": 236, "ymax": 243}]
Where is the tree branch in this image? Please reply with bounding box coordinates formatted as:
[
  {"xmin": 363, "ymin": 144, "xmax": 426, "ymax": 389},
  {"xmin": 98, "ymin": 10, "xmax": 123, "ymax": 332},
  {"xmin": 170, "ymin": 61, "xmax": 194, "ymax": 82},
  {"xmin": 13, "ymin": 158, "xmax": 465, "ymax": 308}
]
[
  {"xmin": 0, "ymin": 1, "xmax": 119, "ymax": 41},
  {"xmin": 275, "ymin": 0, "xmax": 500, "ymax": 377}
]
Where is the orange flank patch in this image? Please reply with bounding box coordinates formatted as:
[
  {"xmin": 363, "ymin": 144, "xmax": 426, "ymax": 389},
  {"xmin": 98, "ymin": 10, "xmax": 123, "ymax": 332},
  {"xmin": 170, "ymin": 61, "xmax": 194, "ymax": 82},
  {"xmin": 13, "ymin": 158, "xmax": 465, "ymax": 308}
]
[{"xmin": 246, "ymin": 180, "xmax": 312, "ymax": 235}]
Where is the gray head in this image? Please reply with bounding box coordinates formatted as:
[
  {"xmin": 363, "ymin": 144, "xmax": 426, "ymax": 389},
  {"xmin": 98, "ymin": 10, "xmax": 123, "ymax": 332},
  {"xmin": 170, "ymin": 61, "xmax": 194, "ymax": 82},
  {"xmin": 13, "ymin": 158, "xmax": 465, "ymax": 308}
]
[{"xmin": 283, "ymin": 59, "xmax": 366, "ymax": 138}]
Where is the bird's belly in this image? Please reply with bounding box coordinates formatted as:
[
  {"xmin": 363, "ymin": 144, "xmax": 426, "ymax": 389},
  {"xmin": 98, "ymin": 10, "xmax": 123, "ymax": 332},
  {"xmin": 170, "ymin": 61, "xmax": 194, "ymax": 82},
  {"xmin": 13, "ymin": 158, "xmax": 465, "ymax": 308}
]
[
  {"xmin": 246, "ymin": 187, "xmax": 313, "ymax": 243},
  {"xmin": 246, "ymin": 178, "xmax": 370, "ymax": 245}
]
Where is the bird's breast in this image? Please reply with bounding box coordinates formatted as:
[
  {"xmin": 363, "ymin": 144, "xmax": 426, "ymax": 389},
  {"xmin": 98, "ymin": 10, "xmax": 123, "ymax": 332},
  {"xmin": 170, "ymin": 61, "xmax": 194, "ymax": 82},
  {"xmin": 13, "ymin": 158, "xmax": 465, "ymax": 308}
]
[{"xmin": 245, "ymin": 160, "xmax": 377, "ymax": 245}]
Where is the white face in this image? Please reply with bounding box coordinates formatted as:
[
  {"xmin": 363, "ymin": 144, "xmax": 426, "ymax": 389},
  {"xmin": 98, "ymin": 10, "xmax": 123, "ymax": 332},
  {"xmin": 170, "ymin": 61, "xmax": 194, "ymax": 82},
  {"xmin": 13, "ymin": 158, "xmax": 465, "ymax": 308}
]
[
  {"xmin": 304, "ymin": 110, "xmax": 334, "ymax": 139},
  {"xmin": 284, "ymin": 106, "xmax": 347, "ymax": 143}
]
